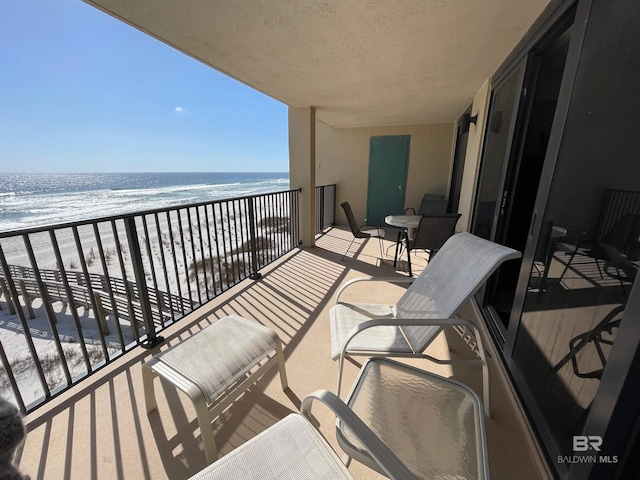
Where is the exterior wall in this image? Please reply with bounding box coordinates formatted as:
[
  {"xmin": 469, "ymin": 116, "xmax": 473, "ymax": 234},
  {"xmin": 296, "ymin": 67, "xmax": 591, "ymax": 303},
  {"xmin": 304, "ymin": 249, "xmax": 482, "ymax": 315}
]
[
  {"xmin": 458, "ymin": 79, "xmax": 491, "ymax": 232},
  {"xmin": 315, "ymin": 121, "xmax": 455, "ymax": 224}
]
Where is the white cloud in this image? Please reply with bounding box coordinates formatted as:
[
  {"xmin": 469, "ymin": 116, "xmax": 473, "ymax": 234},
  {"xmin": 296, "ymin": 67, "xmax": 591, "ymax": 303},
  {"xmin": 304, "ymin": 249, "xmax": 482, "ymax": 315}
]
[{"xmin": 174, "ymin": 106, "xmax": 185, "ymax": 113}]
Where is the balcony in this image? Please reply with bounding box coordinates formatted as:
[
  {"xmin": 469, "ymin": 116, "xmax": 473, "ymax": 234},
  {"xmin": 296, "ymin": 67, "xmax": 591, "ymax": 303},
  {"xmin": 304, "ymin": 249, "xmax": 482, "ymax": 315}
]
[{"xmin": 15, "ymin": 227, "xmax": 550, "ymax": 479}]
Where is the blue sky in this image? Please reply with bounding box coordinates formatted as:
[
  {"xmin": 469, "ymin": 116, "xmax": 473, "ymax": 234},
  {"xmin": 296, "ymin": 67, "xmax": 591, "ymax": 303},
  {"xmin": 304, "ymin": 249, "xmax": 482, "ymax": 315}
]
[{"xmin": 0, "ymin": 0, "xmax": 289, "ymax": 173}]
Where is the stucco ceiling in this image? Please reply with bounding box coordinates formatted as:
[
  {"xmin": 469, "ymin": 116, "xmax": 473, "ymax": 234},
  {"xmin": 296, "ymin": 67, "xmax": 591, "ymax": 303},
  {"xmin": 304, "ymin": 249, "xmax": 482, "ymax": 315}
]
[{"xmin": 84, "ymin": 0, "xmax": 550, "ymax": 127}]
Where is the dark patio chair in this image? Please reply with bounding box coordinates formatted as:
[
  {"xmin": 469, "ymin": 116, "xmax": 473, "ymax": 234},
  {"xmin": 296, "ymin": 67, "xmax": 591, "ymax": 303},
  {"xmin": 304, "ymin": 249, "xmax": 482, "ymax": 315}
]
[
  {"xmin": 395, "ymin": 213, "xmax": 461, "ymax": 276},
  {"xmin": 557, "ymin": 213, "xmax": 640, "ymax": 281},
  {"xmin": 340, "ymin": 202, "xmax": 385, "ymax": 261},
  {"xmin": 532, "ymin": 221, "xmax": 567, "ymax": 300},
  {"xmin": 597, "ymin": 242, "xmax": 638, "ymax": 294},
  {"xmin": 552, "ymin": 305, "xmax": 625, "ymax": 379},
  {"xmin": 404, "ymin": 193, "xmax": 447, "ymax": 215}
]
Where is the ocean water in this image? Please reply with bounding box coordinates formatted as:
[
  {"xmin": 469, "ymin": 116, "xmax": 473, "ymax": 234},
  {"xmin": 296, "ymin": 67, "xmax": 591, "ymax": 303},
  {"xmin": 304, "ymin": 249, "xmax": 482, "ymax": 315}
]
[{"xmin": 0, "ymin": 172, "xmax": 289, "ymax": 232}]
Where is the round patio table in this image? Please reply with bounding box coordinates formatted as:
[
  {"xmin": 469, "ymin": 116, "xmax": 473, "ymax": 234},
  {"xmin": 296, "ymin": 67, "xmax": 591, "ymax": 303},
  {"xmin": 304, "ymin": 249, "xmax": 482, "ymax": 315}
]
[{"xmin": 385, "ymin": 214, "xmax": 421, "ymax": 268}]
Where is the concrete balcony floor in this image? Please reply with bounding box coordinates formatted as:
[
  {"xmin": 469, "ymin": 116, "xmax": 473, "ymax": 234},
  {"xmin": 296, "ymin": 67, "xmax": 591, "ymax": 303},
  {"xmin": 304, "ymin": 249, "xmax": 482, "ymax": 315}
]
[{"xmin": 16, "ymin": 227, "xmax": 552, "ymax": 479}]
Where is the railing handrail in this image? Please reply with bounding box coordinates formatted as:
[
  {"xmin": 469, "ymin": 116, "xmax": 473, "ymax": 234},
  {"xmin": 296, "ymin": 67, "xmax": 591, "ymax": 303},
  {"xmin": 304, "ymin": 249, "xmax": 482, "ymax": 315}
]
[{"xmin": 0, "ymin": 188, "xmax": 300, "ymax": 238}]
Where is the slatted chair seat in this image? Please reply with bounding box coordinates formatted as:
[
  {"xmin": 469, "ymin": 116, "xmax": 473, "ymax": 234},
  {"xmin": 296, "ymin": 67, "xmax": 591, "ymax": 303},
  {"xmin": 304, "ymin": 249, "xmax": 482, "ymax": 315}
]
[
  {"xmin": 188, "ymin": 390, "xmax": 416, "ymax": 480},
  {"xmin": 143, "ymin": 315, "xmax": 288, "ymax": 464}
]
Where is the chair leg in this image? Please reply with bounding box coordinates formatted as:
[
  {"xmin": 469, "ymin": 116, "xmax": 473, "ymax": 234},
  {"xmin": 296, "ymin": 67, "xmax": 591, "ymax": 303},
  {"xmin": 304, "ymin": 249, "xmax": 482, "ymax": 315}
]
[
  {"xmin": 393, "ymin": 230, "xmax": 402, "ymax": 267},
  {"xmin": 558, "ymin": 248, "xmax": 579, "ymax": 281},
  {"xmin": 595, "ymin": 259, "xmax": 604, "ymax": 279},
  {"xmin": 342, "ymin": 237, "xmax": 357, "ymax": 261},
  {"xmin": 407, "ymin": 246, "xmax": 413, "ymax": 277},
  {"xmin": 193, "ymin": 393, "xmax": 219, "ymax": 464},
  {"xmin": 275, "ymin": 341, "xmax": 289, "ymax": 391},
  {"xmin": 337, "ymin": 354, "xmax": 346, "ymax": 397},
  {"xmin": 142, "ymin": 364, "xmax": 158, "ymax": 414}
]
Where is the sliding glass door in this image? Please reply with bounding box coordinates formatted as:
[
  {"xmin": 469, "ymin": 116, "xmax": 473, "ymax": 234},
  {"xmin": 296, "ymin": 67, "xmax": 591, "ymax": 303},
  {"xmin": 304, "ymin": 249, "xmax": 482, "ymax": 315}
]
[{"xmin": 494, "ymin": 1, "xmax": 640, "ymax": 477}]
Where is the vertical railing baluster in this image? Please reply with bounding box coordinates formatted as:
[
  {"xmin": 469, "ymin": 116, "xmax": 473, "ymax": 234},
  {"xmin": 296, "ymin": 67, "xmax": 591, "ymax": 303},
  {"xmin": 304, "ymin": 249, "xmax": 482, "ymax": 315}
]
[
  {"xmin": 0, "ymin": 242, "xmax": 48, "ymax": 409},
  {"xmin": 111, "ymin": 219, "xmax": 141, "ymax": 343},
  {"xmin": 49, "ymin": 230, "xmax": 92, "ymax": 373},
  {"xmin": 265, "ymin": 194, "xmax": 272, "ymax": 263},
  {"xmin": 289, "ymin": 191, "xmax": 294, "ymax": 245},
  {"xmin": 0, "ymin": 340, "xmax": 25, "ymax": 411},
  {"xmin": 195, "ymin": 206, "xmax": 209, "ymax": 300},
  {"xmin": 281, "ymin": 192, "xmax": 286, "ymax": 254},
  {"xmin": 331, "ymin": 184, "xmax": 337, "ymax": 226},
  {"xmin": 23, "ymin": 233, "xmax": 73, "ymax": 390},
  {"xmin": 124, "ymin": 217, "xmax": 163, "ymax": 349},
  {"xmin": 210, "ymin": 204, "xmax": 223, "ymax": 295},
  {"xmin": 260, "ymin": 194, "xmax": 267, "ymax": 266},
  {"xmin": 316, "ymin": 187, "xmax": 321, "ymax": 233},
  {"xmin": 239, "ymin": 199, "xmax": 249, "ymax": 278},
  {"xmin": 257, "ymin": 195, "xmax": 265, "ymax": 266},
  {"xmin": 225, "ymin": 202, "xmax": 236, "ymax": 288},
  {"xmin": 320, "ymin": 185, "xmax": 325, "ymax": 229},
  {"xmin": 216, "ymin": 203, "xmax": 230, "ymax": 292},
  {"xmin": 155, "ymin": 213, "xmax": 175, "ymax": 322},
  {"xmin": 247, "ymin": 196, "xmax": 261, "ymax": 280},
  {"xmin": 177, "ymin": 209, "xmax": 195, "ymax": 307},
  {"xmin": 281, "ymin": 192, "xmax": 287, "ymax": 254},
  {"xmin": 231, "ymin": 200, "xmax": 243, "ymax": 279},
  {"xmin": 267, "ymin": 193, "xmax": 274, "ymax": 260},
  {"xmin": 203, "ymin": 205, "xmax": 215, "ymax": 299},
  {"xmin": 93, "ymin": 223, "xmax": 126, "ymax": 349},
  {"xmin": 273, "ymin": 193, "xmax": 290, "ymax": 256},
  {"xmin": 165, "ymin": 211, "xmax": 185, "ymax": 313},
  {"xmin": 141, "ymin": 215, "xmax": 164, "ymax": 328},
  {"xmin": 72, "ymin": 226, "xmax": 110, "ymax": 361},
  {"xmin": 296, "ymin": 189, "xmax": 302, "ymax": 245},
  {"xmin": 186, "ymin": 207, "xmax": 202, "ymax": 306},
  {"xmin": 268, "ymin": 193, "xmax": 276, "ymax": 262}
]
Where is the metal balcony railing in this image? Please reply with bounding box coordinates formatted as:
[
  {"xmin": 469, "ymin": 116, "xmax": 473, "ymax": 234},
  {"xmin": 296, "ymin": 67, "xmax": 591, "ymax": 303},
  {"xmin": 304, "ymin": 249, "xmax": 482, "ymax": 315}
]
[
  {"xmin": 0, "ymin": 189, "xmax": 301, "ymax": 413},
  {"xmin": 315, "ymin": 184, "xmax": 337, "ymax": 234}
]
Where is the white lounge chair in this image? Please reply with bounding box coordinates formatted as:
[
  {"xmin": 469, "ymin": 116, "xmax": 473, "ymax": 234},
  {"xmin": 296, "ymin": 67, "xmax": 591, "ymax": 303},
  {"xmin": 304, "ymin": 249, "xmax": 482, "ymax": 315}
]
[
  {"xmin": 188, "ymin": 390, "xmax": 417, "ymax": 480},
  {"xmin": 337, "ymin": 357, "xmax": 490, "ymax": 479},
  {"xmin": 330, "ymin": 232, "xmax": 521, "ymax": 412}
]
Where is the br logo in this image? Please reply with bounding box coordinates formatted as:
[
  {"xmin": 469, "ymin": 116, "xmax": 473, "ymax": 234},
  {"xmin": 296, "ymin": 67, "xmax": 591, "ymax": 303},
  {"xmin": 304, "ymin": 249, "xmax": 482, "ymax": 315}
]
[{"xmin": 573, "ymin": 436, "xmax": 603, "ymax": 452}]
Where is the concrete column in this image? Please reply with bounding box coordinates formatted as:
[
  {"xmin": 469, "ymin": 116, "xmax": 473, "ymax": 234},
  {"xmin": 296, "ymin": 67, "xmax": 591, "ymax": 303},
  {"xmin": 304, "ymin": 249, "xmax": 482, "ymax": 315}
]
[
  {"xmin": 288, "ymin": 106, "xmax": 316, "ymax": 247},
  {"xmin": 458, "ymin": 79, "xmax": 491, "ymax": 232}
]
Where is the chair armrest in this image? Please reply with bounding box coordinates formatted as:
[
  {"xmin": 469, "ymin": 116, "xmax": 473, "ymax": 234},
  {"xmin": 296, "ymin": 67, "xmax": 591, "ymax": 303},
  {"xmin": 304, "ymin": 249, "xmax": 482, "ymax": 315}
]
[
  {"xmin": 404, "ymin": 207, "xmax": 416, "ymax": 215},
  {"xmin": 300, "ymin": 390, "xmax": 417, "ymax": 480},
  {"xmin": 335, "ymin": 276, "xmax": 414, "ymax": 303},
  {"xmin": 559, "ymin": 230, "xmax": 590, "ymax": 246},
  {"xmin": 339, "ymin": 317, "xmax": 484, "ymax": 359}
]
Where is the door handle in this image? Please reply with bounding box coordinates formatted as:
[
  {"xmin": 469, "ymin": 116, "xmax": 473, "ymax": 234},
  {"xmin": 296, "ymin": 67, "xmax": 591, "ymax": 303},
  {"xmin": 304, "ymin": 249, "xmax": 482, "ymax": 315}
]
[{"xmin": 399, "ymin": 185, "xmax": 404, "ymax": 190}]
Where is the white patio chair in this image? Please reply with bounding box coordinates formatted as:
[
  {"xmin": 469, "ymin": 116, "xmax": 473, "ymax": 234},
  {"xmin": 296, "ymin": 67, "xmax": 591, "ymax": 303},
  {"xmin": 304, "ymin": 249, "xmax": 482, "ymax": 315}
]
[
  {"xmin": 330, "ymin": 232, "xmax": 521, "ymax": 413},
  {"xmin": 188, "ymin": 390, "xmax": 417, "ymax": 480},
  {"xmin": 337, "ymin": 357, "xmax": 490, "ymax": 479}
]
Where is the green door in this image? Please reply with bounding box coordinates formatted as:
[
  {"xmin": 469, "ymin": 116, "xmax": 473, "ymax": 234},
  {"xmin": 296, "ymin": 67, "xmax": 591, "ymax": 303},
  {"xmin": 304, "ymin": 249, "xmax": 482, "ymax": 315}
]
[{"xmin": 366, "ymin": 135, "xmax": 410, "ymax": 225}]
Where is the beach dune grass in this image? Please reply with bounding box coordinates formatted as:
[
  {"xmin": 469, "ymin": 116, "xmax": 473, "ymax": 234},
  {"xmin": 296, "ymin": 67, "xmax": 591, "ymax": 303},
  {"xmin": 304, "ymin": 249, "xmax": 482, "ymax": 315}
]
[
  {"xmin": 258, "ymin": 215, "xmax": 291, "ymax": 233},
  {"xmin": 188, "ymin": 233, "xmax": 277, "ymax": 294},
  {"xmin": 189, "ymin": 256, "xmax": 248, "ymax": 293},
  {"xmin": 0, "ymin": 344, "xmax": 117, "ymax": 395}
]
